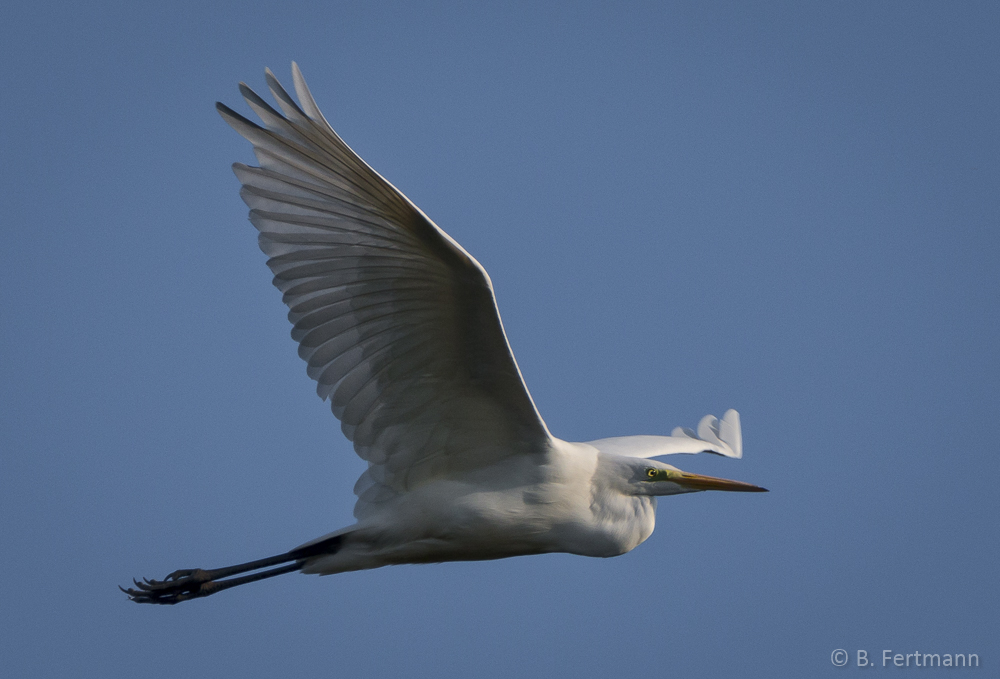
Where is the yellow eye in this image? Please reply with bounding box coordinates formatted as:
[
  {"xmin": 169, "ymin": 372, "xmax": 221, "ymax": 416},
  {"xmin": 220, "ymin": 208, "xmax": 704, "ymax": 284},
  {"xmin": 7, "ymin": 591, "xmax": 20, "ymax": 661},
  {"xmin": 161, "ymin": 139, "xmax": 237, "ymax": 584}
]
[{"xmin": 646, "ymin": 468, "xmax": 658, "ymax": 479}]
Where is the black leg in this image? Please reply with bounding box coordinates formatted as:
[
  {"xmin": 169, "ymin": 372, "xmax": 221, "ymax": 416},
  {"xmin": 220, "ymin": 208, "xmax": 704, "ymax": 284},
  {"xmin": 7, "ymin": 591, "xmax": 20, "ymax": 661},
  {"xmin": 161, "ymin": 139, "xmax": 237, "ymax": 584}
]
[{"xmin": 122, "ymin": 534, "xmax": 344, "ymax": 605}]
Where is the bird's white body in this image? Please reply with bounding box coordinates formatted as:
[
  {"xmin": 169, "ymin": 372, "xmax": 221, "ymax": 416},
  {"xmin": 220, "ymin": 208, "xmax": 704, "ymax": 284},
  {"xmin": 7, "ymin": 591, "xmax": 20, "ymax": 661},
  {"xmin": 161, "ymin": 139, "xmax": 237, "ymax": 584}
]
[{"xmin": 303, "ymin": 440, "xmax": 655, "ymax": 574}]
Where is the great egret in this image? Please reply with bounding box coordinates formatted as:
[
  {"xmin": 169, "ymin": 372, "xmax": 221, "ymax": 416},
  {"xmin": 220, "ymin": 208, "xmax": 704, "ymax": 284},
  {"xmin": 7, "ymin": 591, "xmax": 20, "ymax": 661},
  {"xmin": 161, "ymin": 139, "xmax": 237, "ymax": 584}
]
[{"xmin": 123, "ymin": 64, "xmax": 766, "ymax": 605}]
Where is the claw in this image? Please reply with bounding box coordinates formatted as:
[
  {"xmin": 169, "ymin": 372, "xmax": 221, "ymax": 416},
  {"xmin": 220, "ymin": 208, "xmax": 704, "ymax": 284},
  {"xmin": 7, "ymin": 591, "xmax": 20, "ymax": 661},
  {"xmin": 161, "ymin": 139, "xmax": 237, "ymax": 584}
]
[
  {"xmin": 122, "ymin": 566, "xmax": 218, "ymax": 604},
  {"xmin": 123, "ymin": 550, "xmax": 308, "ymax": 604}
]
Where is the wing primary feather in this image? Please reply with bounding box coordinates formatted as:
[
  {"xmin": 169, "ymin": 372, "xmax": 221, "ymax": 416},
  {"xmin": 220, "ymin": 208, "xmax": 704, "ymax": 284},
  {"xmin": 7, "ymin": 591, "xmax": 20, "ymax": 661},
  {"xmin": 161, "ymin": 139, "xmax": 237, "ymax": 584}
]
[
  {"xmin": 221, "ymin": 103, "xmax": 395, "ymax": 211},
  {"xmin": 265, "ymin": 68, "xmax": 407, "ymax": 211}
]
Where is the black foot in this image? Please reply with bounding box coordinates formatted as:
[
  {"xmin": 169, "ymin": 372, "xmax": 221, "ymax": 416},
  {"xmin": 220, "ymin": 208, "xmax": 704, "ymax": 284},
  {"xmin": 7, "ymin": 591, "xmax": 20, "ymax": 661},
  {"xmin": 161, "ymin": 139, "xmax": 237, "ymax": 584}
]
[
  {"xmin": 122, "ymin": 537, "xmax": 344, "ymax": 604},
  {"xmin": 120, "ymin": 568, "xmax": 219, "ymax": 605}
]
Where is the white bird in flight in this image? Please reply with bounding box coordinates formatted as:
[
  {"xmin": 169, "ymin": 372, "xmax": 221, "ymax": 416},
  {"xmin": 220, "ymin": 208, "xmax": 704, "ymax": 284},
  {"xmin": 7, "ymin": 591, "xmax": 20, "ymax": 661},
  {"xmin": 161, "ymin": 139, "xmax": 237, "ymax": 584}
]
[{"xmin": 123, "ymin": 64, "xmax": 766, "ymax": 605}]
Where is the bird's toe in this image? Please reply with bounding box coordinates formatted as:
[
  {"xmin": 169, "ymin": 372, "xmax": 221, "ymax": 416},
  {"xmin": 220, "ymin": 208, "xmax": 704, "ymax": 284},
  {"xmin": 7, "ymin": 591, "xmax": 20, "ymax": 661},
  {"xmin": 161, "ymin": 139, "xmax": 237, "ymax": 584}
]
[{"xmin": 121, "ymin": 568, "xmax": 214, "ymax": 604}]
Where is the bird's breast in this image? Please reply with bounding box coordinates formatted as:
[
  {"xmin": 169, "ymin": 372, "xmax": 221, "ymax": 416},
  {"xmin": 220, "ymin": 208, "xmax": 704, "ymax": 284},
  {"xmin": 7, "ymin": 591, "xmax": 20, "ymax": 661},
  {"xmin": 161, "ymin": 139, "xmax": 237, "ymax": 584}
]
[{"xmin": 549, "ymin": 494, "xmax": 656, "ymax": 558}]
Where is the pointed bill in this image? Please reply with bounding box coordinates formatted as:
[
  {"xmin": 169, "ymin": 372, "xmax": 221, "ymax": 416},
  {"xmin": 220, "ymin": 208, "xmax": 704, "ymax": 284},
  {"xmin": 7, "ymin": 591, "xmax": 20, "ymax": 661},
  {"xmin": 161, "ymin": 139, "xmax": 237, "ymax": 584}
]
[{"xmin": 673, "ymin": 471, "xmax": 768, "ymax": 492}]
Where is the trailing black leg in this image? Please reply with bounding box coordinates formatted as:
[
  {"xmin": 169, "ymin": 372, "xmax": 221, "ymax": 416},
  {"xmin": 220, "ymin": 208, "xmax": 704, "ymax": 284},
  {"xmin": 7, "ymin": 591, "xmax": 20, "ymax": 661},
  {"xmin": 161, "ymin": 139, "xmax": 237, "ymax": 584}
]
[{"xmin": 122, "ymin": 534, "xmax": 345, "ymax": 605}]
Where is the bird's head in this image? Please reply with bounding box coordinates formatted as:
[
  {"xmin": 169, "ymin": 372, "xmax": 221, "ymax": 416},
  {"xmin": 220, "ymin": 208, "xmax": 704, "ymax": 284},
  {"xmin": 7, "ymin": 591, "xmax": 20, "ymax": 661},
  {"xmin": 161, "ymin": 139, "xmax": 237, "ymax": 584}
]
[{"xmin": 619, "ymin": 458, "xmax": 768, "ymax": 496}]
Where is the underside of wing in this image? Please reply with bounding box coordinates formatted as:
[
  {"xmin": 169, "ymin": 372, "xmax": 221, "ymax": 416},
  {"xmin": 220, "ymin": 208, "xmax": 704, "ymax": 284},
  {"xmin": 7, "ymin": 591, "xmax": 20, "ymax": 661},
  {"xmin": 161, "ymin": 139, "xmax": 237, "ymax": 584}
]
[{"xmin": 217, "ymin": 64, "xmax": 552, "ymax": 518}]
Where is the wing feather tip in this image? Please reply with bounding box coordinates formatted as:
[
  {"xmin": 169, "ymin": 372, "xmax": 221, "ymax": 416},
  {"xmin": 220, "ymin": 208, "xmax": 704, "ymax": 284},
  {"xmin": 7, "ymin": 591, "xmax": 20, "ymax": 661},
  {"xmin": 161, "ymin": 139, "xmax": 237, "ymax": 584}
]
[{"xmin": 216, "ymin": 101, "xmax": 263, "ymax": 135}]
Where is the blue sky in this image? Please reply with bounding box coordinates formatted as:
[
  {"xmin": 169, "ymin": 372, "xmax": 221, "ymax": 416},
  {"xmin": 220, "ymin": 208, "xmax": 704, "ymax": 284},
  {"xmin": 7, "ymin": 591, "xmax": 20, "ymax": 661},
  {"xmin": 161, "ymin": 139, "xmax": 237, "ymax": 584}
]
[{"xmin": 1, "ymin": 2, "xmax": 997, "ymax": 677}]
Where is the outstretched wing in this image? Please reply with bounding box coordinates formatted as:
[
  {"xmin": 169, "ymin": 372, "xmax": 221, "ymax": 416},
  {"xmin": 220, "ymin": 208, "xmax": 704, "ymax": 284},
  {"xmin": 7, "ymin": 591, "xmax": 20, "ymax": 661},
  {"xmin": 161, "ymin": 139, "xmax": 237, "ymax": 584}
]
[
  {"xmin": 218, "ymin": 64, "xmax": 552, "ymax": 518},
  {"xmin": 586, "ymin": 409, "xmax": 743, "ymax": 459}
]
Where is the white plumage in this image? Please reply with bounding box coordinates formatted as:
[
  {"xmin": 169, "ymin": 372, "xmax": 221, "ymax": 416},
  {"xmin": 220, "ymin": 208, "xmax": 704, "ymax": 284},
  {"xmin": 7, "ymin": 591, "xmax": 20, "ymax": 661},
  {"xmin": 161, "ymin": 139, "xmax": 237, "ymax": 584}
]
[{"xmin": 123, "ymin": 64, "xmax": 764, "ymax": 605}]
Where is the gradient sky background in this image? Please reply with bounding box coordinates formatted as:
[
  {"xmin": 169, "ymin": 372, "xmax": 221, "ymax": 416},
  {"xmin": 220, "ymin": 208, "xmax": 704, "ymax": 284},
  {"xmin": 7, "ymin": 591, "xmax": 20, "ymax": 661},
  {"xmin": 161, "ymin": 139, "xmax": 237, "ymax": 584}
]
[{"xmin": 2, "ymin": 2, "xmax": 998, "ymax": 677}]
